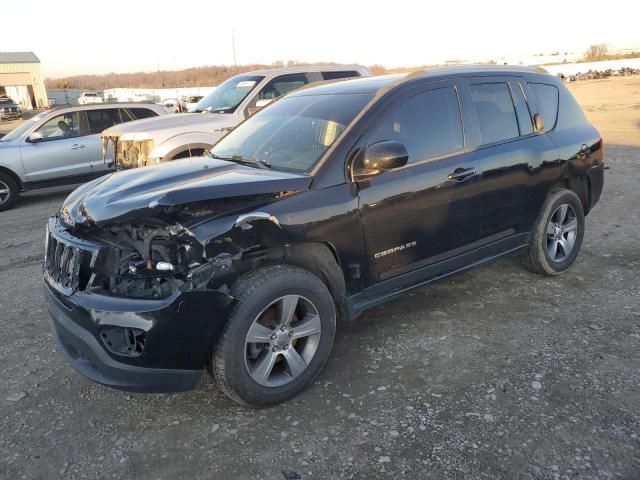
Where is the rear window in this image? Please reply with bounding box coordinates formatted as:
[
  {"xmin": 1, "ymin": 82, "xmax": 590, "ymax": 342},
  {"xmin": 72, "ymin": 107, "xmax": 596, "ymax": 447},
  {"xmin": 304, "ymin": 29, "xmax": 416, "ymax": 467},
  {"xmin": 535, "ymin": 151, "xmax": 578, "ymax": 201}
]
[
  {"xmin": 469, "ymin": 83, "xmax": 519, "ymax": 145},
  {"xmin": 530, "ymin": 83, "xmax": 559, "ymax": 131},
  {"xmin": 86, "ymin": 108, "xmax": 130, "ymax": 134},
  {"xmin": 321, "ymin": 71, "xmax": 360, "ymax": 80},
  {"xmin": 129, "ymin": 108, "xmax": 158, "ymax": 120}
]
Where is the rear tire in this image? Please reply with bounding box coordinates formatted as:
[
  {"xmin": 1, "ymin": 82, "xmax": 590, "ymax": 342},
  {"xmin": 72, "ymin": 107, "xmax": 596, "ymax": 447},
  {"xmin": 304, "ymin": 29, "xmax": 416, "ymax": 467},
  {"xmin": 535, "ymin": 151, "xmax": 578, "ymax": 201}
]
[
  {"xmin": 212, "ymin": 265, "xmax": 336, "ymax": 407},
  {"xmin": 522, "ymin": 188, "xmax": 585, "ymax": 276},
  {"xmin": 0, "ymin": 172, "xmax": 19, "ymax": 212}
]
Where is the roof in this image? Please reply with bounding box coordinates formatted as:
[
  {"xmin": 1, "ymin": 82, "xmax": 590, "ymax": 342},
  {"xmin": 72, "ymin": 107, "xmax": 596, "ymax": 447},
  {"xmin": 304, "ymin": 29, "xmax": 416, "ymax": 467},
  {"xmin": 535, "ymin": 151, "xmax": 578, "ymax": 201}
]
[
  {"xmin": 237, "ymin": 64, "xmax": 370, "ymax": 77},
  {"xmin": 42, "ymin": 102, "xmax": 166, "ymax": 115},
  {"xmin": 0, "ymin": 52, "xmax": 40, "ymax": 64},
  {"xmin": 290, "ymin": 65, "xmax": 553, "ymax": 97}
]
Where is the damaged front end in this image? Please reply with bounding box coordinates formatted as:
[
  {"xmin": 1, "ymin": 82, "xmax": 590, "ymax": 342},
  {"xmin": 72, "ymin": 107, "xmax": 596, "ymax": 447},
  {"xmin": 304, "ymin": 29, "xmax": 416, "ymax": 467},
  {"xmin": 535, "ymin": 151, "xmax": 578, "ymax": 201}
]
[
  {"xmin": 102, "ymin": 134, "xmax": 156, "ymax": 170},
  {"xmin": 43, "ymin": 213, "xmax": 242, "ymax": 392},
  {"xmin": 85, "ymin": 220, "xmax": 233, "ymax": 300}
]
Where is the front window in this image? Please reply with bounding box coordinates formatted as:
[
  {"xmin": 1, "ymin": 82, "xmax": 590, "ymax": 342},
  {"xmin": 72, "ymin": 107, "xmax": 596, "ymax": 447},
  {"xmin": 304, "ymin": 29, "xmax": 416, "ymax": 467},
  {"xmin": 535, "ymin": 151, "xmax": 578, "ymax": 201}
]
[
  {"xmin": 191, "ymin": 75, "xmax": 264, "ymax": 113},
  {"xmin": 210, "ymin": 93, "xmax": 373, "ymax": 172},
  {"xmin": 36, "ymin": 112, "xmax": 81, "ymax": 141}
]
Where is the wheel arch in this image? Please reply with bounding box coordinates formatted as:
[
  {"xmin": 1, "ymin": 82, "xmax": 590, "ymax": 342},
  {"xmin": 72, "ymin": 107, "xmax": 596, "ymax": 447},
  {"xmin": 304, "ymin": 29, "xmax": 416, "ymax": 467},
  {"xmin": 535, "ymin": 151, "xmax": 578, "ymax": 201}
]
[
  {"xmin": 561, "ymin": 174, "xmax": 591, "ymax": 214},
  {"xmin": 0, "ymin": 166, "xmax": 23, "ymax": 191}
]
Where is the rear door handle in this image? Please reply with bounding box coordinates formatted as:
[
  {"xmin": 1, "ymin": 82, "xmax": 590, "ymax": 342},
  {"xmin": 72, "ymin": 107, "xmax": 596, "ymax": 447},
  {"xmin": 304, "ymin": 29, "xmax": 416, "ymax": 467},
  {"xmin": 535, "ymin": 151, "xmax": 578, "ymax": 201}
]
[
  {"xmin": 448, "ymin": 167, "xmax": 477, "ymax": 181},
  {"xmin": 71, "ymin": 144, "xmax": 86, "ymax": 150}
]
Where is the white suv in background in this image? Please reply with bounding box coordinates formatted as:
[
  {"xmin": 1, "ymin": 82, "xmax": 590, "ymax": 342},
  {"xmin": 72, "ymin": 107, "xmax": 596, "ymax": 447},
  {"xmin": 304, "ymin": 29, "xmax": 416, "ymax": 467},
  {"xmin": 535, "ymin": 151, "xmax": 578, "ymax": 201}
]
[{"xmin": 101, "ymin": 65, "xmax": 370, "ymax": 169}]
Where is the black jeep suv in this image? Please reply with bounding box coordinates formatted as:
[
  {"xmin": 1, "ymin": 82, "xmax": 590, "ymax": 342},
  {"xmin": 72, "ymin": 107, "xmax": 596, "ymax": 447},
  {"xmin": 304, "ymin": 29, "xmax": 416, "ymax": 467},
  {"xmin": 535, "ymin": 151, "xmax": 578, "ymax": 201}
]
[{"xmin": 44, "ymin": 66, "xmax": 604, "ymax": 406}]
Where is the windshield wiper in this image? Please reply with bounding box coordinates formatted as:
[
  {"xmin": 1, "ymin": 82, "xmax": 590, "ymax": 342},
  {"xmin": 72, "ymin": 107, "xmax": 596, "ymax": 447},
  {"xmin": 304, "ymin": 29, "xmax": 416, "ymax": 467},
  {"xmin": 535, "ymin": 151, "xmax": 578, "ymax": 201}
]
[{"xmin": 208, "ymin": 152, "xmax": 272, "ymax": 170}]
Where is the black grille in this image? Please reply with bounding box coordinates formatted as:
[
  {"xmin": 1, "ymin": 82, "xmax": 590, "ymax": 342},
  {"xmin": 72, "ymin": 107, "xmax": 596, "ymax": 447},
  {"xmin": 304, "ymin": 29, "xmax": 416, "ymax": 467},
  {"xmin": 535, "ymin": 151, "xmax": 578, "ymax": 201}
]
[
  {"xmin": 45, "ymin": 219, "xmax": 100, "ymax": 294},
  {"xmin": 45, "ymin": 233, "xmax": 86, "ymax": 291}
]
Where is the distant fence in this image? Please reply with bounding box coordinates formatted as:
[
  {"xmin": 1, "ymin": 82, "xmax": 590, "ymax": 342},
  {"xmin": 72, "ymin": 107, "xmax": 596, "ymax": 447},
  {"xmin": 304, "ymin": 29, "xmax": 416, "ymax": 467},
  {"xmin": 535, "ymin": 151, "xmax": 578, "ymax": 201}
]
[{"xmin": 47, "ymin": 88, "xmax": 84, "ymax": 106}]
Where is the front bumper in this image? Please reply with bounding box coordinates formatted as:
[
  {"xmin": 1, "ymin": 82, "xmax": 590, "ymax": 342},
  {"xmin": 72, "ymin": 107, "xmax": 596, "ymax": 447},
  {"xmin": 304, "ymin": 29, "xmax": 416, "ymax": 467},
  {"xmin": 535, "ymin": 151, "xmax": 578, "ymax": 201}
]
[
  {"xmin": 44, "ymin": 281, "xmax": 232, "ymax": 393},
  {"xmin": 0, "ymin": 111, "xmax": 21, "ymax": 120}
]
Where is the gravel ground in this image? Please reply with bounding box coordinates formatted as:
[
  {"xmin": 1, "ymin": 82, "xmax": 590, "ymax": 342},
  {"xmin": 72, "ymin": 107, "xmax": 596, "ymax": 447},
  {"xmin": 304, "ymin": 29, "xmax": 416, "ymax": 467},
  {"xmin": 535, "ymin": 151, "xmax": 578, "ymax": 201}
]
[{"xmin": 0, "ymin": 77, "xmax": 639, "ymax": 479}]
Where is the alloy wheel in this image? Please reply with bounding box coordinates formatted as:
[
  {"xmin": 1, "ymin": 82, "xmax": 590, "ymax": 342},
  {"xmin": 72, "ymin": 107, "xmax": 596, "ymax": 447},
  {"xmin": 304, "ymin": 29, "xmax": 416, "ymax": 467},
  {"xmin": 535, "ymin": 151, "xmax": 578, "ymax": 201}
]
[
  {"xmin": 0, "ymin": 180, "xmax": 10, "ymax": 205},
  {"xmin": 546, "ymin": 203, "xmax": 578, "ymax": 262},
  {"xmin": 245, "ymin": 295, "xmax": 322, "ymax": 387}
]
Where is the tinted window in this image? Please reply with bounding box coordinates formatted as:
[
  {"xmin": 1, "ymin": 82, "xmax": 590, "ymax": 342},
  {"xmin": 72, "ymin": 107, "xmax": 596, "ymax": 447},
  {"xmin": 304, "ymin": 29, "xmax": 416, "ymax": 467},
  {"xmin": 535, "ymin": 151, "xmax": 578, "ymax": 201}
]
[
  {"xmin": 369, "ymin": 87, "xmax": 464, "ymax": 163},
  {"xmin": 86, "ymin": 108, "xmax": 128, "ymax": 134},
  {"xmin": 36, "ymin": 112, "xmax": 80, "ymax": 141},
  {"xmin": 509, "ymin": 82, "xmax": 533, "ymax": 135},
  {"xmin": 129, "ymin": 108, "xmax": 158, "ymax": 120},
  {"xmin": 258, "ymin": 73, "xmax": 310, "ymax": 101},
  {"xmin": 530, "ymin": 83, "xmax": 559, "ymax": 130},
  {"xmin": 210, "ymin": 93, "xmax": 372, "ymax": 172},
  {"xmin": 322, "ymin": 71, "xmax": 360, "ymax": 80},
  {"xmin": 470, "ymin": 83, "xmax": 519, "ymax": 145}
]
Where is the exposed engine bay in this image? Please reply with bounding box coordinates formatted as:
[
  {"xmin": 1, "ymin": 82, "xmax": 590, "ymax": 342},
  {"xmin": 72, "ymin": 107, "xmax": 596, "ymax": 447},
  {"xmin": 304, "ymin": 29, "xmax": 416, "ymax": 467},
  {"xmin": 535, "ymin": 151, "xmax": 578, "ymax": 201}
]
[{"xmin": 87, "ymin": 221, "xmax": 235, "ymax": 300}]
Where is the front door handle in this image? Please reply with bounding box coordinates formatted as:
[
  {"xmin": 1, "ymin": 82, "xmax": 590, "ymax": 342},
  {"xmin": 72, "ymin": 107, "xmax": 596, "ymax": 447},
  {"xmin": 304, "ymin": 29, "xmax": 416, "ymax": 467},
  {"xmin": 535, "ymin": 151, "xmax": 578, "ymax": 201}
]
[
  {"xmin": 448, "ymin": 167, "xmax": 477, "ymax": 181},
  {"xmin": 71, "ymin": 144, "xmax": 86, "ymax": 150}
]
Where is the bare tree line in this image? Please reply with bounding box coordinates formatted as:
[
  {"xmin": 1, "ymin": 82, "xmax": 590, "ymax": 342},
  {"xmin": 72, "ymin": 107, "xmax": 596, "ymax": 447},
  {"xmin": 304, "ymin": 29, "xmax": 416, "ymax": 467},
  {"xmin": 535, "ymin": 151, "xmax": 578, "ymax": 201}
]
[{"xmin": 46, "ymin": 47, "xmax": 640, "ymax": 90}]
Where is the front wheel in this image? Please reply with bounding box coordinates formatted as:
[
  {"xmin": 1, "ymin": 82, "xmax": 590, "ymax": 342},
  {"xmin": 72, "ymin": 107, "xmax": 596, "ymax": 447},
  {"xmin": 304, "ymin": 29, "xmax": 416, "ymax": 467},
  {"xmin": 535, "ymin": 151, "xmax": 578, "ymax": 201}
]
[
  {"xmin": 522, "ymin": 188, "xmax": 585, "ymax": 276},
  {"xmin": 0, "ymin": 172, "xmax": 19, "ymax": 212},
  {"xmin": 212, "ymin": 265, "xmax": 336, "ymax": 407}
]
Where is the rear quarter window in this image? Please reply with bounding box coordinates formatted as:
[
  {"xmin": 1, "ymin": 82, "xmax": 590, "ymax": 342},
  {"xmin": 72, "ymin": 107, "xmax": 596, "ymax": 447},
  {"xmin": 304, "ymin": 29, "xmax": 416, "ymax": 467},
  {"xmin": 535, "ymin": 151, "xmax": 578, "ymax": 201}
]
[
  {"xmin": 530, "ymin": 83, "xmax": 559, "ymax": 131},
  {"xmin": 129, "ymin": 108, "xmax": 158, "ymax": 120}
]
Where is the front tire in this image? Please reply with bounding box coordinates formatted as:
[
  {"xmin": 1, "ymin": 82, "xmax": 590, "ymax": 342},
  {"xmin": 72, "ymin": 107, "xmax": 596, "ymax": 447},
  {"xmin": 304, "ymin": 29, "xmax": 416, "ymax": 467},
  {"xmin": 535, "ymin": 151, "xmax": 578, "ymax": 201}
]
[
  {"xmin": 0, "ymin": 172, "xmax": 19, "ymax": 212},
  {"xmin": 522, "ymin": 188, "xmax": 585, "ymax": 275},
  {"xmin": 212, "ymin": 265, "xmax": 336, "ymax": 407}
]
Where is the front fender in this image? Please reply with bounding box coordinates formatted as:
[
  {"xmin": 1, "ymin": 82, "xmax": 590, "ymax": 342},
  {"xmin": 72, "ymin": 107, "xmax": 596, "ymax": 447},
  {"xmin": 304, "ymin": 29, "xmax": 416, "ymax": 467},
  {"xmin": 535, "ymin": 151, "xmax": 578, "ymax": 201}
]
[{"xmin": 150, "ymin": 132, "xmax": 224, "ymax": 161}]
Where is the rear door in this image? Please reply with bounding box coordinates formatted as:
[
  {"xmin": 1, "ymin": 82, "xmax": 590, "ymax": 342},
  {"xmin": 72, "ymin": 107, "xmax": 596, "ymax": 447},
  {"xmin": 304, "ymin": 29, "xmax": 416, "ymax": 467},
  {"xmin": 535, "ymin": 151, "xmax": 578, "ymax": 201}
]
[
  {"xmin": 20, "ymin": 111, "xmax": 92, "ymax": 183},
  {"xmin": 355, "ymin": 81, "xmax": 484, "ymax": 285},
  {"xmin": 457, "ymin": 76, "xmax": 559, "ymax": 240},
  {"xmin": 84, "ymin": 107, "xmax": 133, "ymax": 171}
]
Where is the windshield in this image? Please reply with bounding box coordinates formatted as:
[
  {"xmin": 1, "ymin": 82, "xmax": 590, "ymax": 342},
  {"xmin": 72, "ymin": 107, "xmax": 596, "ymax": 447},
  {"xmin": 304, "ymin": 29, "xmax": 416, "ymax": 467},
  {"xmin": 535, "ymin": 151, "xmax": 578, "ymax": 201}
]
[
  {"xmin": 191, "ymin": 75, "xmax": 264, "ymax": 113},
  {"xmin": 209, "ymin": 93, "xmax": 373, "ymax": 172},
  {"xmin": 0, "ymin": 113, "xmax": 47, "ymax": 142}
]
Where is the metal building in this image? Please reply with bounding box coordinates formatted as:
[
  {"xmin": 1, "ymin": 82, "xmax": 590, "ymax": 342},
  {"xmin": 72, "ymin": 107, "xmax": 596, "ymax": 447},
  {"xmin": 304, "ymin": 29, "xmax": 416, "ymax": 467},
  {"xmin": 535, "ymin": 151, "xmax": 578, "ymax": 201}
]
[{"xmin": 0, "ymin": 52, "xmax": 47, "ymax": 109}]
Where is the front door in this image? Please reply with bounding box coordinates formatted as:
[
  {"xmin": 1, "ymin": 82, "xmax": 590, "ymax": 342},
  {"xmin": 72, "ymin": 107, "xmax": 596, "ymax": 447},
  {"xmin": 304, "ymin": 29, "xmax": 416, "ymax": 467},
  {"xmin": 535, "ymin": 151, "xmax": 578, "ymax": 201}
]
[
  {"xmin": 354, "ymin": 82, "xmax": 484, "ymax": 286},
  {"xmin": 20, "ymin": 111, "xmax": 91, "ymax": 183}
]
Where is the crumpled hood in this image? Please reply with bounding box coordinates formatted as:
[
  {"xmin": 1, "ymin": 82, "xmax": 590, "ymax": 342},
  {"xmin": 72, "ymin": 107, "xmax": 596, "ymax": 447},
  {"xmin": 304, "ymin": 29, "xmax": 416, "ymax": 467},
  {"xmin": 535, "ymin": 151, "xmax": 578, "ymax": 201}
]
[
  {"xmin": 60, "ymin": 157, "xmax": 311, "ymax": 226},
  {"xmin": 102, "ymin": 113, "xmax": 234, "ymax": 141}
]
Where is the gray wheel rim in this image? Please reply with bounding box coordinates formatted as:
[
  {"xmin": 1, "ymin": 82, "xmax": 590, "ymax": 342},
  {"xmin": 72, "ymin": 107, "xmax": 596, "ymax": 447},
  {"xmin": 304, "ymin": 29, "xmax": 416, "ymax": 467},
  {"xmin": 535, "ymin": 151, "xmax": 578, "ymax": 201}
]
[
  {"xmin": 244, "ymin": 295, "xmax": 321, "ymax": 387},
  {"xmin": 546, "ymin": 203, "xmax": 578, "ymax": 262},
  {"xmin": 0, "ymin": 180, "xmax": 10, "ymax": 205}
]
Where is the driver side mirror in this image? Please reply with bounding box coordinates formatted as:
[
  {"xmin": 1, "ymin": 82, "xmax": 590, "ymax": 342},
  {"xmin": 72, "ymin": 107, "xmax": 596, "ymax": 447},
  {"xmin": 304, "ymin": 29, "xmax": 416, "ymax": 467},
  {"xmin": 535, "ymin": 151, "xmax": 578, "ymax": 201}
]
[
  {"xmin": 247, "ymin": 98, "xmax": 274, "ymax": 117},
  {"xmin": 28, "ymin": 132, "xmax": 43, "ymax": 143},
  {"xmin": 256, "ymin": 99, "xmax": 273, "ymax": 108},
  {"xmin": 356, "ymin": 141, "xmax": 408, "ymax": 177}
]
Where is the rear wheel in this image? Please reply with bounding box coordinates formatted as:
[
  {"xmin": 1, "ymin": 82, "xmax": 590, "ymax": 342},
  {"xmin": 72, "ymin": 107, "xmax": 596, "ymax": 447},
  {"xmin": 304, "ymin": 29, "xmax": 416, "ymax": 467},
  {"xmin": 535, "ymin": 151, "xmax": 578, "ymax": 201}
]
[
  {"xmin": 212, "ymin": 265, "xmax": 336, "ymax": 407},
  {"xmin": 0, "ymin": 172, "xmax": 19, "ymax": 212},
  {"xmin": 522, "ymin": 188, "xmax": 585, "ymax": 275}
]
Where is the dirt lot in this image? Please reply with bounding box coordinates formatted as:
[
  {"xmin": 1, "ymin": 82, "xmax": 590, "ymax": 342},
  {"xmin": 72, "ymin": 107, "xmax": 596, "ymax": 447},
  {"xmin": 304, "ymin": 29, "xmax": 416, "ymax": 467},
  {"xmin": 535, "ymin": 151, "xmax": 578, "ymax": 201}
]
[{"xmin": 1, "ymin": 77, "xmax": 639, "ymax": 480}]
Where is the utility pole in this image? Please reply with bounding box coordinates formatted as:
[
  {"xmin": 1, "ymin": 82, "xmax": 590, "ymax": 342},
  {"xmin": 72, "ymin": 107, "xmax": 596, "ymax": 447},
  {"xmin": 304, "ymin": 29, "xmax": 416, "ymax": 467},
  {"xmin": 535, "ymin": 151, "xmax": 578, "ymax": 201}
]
[{"xmin": 232, "ymin": 30, "xmax": 237, "ymax": 66}]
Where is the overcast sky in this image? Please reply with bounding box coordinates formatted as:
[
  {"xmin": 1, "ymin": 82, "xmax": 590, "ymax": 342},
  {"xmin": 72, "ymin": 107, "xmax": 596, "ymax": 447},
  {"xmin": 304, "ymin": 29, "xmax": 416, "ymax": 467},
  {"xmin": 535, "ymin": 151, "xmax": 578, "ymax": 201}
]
[{"xmin": 1, "ymin": 0, "xmax": 638, "ymax": 78}]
